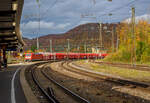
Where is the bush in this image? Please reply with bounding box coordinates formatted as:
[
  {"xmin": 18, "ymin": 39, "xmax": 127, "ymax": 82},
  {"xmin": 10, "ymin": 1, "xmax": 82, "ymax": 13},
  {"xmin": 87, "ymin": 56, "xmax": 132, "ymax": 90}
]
[
  {"xmin": 141, "ymin": 45, "xmax": 150, "ymax": 63},
  {"xmin": 104, "ymin": 46, "xmax": 131, "ymax": 62},
  {"xmin": 136, "ymin": 41, "xmax": 146, "ymax": 61},
  {"xmin": 104, "ymin": 42, "xmax": 150, "ymax": 63}
]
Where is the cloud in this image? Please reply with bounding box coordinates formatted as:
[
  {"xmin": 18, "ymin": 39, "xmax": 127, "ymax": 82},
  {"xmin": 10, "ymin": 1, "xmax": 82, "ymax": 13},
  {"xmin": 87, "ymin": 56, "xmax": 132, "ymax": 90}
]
[
  {"xmin": 21, "ymin": 0, "xmax": 150, "ymax": 38},
  {"xmin": 21, "ymin": 21, "xmax": 70, "ymax": 30},
  {"xmin": 123, "ymin": 14, "xmax": 150, "ymax": 23},
  {"xmin": 21, "ymin": 21, "xmax": 54, "ymax": 29},
  {"xmin": 21, "ymin": 21, "xmax": 72, "ymax": 38},
  {"xmin": 78, "ymin": 20, "xmax": 92, "ymax": 25},
  {"xmin": 56, "ymin": 23, "xmax": 71, "ymax": 29}
]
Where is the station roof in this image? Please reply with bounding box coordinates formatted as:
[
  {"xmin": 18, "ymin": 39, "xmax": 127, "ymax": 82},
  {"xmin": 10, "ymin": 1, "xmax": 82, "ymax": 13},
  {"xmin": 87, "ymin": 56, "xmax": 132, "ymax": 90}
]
[{"xmin": 0, "ymin": 0, "xmax": 24, "ymax": 51}]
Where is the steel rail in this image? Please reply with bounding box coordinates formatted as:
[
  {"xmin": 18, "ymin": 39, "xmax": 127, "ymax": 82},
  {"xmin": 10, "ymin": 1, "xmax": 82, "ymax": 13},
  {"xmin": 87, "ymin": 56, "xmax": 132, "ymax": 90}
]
[
  {"xmin": 31, "ymin": 66, "xmax": 59, "ymax": 103},
  {"xmin": 62, "ymin": 61, "xmax": 150, "ymax": 88},
  {"xmin": 93, "ymin": 61, "xmax": 150, "ymax": 71},
  {"xmin": 41, "ymin": 69, "xmax": 91, "ymax": 103}
]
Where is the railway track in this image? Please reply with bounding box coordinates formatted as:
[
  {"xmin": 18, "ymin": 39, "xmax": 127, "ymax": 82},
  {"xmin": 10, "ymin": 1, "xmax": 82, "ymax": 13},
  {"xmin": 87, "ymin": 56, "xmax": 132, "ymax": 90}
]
[
  {"xmin": 27, "ymin": 62, "xmax": 90, "ymax": 103},
  {"xmin": 25, "ymin": 61, "xmax": 150, "ymax": 103},
  {"xmin": 61, "ymin": 61, "xmax": 150, "ymax": 88},
  {"xmin": 93, "ymin": 61, "xmax": 150, "ymax": 72},
  {"xmin": 41, "ymin": 69, "xmax": 90, "ymax": 103},
  {"xmin": 31, "ymin": 66, "xmax": 59, "ymax": 103}
]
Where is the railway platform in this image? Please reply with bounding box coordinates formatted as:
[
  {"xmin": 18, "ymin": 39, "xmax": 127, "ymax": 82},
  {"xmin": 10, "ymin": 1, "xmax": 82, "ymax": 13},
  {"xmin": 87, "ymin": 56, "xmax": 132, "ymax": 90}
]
[
  {"xmin": 0, "ymin": 64, "xmax": 27, "ymax": 103},
  {"xmin": 0, "ymin": 0, "xmax": 24, "ymax": 69}
]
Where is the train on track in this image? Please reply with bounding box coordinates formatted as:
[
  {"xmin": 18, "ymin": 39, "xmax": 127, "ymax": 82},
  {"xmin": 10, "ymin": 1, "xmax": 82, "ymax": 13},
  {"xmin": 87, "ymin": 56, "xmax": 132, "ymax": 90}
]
[{"xmin": 25, "ymin": 53, "xmax": 108, "ymax": 61}]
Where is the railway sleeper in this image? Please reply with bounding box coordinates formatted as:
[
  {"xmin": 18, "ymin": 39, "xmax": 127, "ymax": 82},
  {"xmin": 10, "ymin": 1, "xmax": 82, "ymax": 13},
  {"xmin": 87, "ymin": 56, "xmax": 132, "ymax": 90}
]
[
  {"xmin": 41, "ymin": 70, "xmax": 91, "ymax": 103},
  {"xmin": 47, "ymin": 87, "xmax": 60, "ymax": 103},
  {"xmin": 117, "ymin": 79, "xmax": 149, "ymax": 88}
]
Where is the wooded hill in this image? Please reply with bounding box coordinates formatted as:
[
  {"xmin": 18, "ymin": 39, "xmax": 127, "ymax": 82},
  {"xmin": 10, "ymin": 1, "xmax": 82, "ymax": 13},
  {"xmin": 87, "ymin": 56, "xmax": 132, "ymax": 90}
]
[{"xmin": 23, "ymin": 23, "xmax": 118, "ymax": 52}]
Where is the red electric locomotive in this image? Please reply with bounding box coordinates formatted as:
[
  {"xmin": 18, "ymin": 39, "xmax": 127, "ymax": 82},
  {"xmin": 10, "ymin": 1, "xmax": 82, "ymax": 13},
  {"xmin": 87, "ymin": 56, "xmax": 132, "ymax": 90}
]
[{"xmin": 25, "ymin": 53, "xmax": 43, "ymax": 61}]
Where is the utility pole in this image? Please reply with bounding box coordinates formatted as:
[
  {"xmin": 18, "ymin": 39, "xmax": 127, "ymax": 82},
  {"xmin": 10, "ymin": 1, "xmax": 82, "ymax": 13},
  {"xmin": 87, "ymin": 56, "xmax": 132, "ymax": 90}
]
[
  {"xmin": 33, "ymin": 31, "xmax": 38, "ymax": 50},
  {"xmin": 116, "ymin": 33, "xmax": 119, "ymax": 51},
  {"xmin": 77, "ymin": 45, "xmax": 80, "ymax": 52},
  {"xmin": 67, "ymin": 39, "xmax": 70, "ymax": 53},
  {"xmin": 131, "ymin": 7, "xmax": 136, "ymax": 65},
  {"xmin": 116, "ymin": 25, "xmax": 120, "ymax": 51},
  {"xmin": 36, "ymin": 0, "xmax": 40, "ymax": 50},
  {"xmin": 112, "ymin": 26, "xmax": 115, "ymax": 53},
  {"xmin": 84, "ymin": 42, "xmax": 87, "ymax": 53},
  {"xmin": 99, "ymin": 22, "xmax": 103, "ymax": 51},
  {"xmin": 67, "ymin": 39, "xmax": 70, "ymax": 60},
  {"xmin": 37, "ymin": 33, "xmax": 39, "ymax": 50},
  {"xmin": 49, "ymin": 40, "xmax": 52, "ymax": 53},
  {"xmin": 77, "ymin": 45, "xmax": 80, "ymax": 59}
]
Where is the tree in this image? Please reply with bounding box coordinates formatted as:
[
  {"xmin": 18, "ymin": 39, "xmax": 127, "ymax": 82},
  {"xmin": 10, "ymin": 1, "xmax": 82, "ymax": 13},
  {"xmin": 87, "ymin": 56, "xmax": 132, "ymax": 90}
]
[
  {"xmin": 106, "ymin": 20, "xmax": 150, "ymax": 63},
  {"xmin": 31, "ymin": 45, "xmax": 37, "ymax": 52}
]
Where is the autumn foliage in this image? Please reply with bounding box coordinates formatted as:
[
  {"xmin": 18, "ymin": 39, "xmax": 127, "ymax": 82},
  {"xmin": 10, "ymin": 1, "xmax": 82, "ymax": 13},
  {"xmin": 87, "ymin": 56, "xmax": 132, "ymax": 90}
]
[{"xmin": 105, "ymin": 20, "xmax": 150, "ymax": 63}]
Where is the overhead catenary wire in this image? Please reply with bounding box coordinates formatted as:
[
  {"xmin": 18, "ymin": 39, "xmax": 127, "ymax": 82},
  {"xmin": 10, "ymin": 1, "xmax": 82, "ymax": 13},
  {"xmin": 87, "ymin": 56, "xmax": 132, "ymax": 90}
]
[
  {"xmin": 40, "ymin": 0, "xmax": 58, "ymax": 19},
  {"xmin": 82, "ymin": 0, "xmax": 141, "ymax": 21},
  {"xmin": 82, "ymin": 0, "xmax": 142, "ymax": 52},
  {"xmin": 108, "ymin": 0, "xmax": 139, "ymax": 13},
  {"xmin": 22, "ymin": 0, "xmax": 59, "ymax": 22}
]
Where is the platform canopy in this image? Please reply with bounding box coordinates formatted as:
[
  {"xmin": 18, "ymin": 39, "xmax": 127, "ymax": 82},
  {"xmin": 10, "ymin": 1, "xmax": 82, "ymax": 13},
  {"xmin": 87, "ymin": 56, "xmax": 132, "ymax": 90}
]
[{"xmin": 0, "ymin": 0, "xmax": 24, "ymax": 51}]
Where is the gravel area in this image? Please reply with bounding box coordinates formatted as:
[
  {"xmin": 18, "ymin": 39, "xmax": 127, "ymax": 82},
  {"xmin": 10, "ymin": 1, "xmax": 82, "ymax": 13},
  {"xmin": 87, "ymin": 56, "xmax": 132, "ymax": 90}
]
[
  {"xmin": 72, "ymin": 61, "xmax": 150, "ymax": 101},
  {"xmin": 46, "ymin": 62, "xmax": 150, "ymax": 103}
]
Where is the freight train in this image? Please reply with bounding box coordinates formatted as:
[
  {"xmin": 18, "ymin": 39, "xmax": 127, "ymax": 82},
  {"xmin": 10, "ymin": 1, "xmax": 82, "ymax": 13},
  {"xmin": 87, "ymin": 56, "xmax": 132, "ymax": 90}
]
[{"xmin": 25, "ymin": 52, "xmax": 108, "ymax": 61}]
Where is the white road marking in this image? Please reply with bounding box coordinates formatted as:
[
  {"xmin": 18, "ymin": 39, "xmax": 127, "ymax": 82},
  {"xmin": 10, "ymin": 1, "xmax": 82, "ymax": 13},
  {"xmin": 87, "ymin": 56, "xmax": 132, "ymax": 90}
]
[{"xmin": 11, "ymin": 67, "xmax": 21, "ymax": 103}]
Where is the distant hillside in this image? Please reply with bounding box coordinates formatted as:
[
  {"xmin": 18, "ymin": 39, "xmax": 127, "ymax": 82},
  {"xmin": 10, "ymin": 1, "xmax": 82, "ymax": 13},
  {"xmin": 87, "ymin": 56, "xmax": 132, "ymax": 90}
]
[{"xmin": 23, "ymin": 23, "xmax": 118, "ymax": 52}]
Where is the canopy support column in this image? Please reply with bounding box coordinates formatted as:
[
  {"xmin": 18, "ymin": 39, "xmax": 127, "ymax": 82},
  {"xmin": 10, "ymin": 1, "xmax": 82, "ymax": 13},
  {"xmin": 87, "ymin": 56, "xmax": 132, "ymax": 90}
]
[
  {"xmin": 0, "ymin": 48, "xmax": 2, "ymax": 70},
  {"xmin": 2, "ymin": 46, "xmax": 7, "ymax": 69}
]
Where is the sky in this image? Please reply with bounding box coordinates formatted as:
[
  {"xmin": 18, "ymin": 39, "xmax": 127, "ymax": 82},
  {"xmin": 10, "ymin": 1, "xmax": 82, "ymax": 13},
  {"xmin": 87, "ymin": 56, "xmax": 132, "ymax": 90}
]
[{"xmin": 21, "ymin": 0, "xmax": 150, "ymax": 38}]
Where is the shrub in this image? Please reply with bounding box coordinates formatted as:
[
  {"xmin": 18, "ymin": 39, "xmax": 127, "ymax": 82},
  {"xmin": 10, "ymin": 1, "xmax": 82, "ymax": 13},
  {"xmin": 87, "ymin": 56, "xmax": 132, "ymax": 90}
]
[
  {"xmin": 136, "ymin": 41, "xmax": 146, "ymax": 61},
  {"xmin": 104, "ymin": 46, "xmax": 131, "ymax": 62},
  {"xmin": 141, "ymin": 45, "xmax": 150, "ymax": 63}
]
